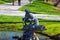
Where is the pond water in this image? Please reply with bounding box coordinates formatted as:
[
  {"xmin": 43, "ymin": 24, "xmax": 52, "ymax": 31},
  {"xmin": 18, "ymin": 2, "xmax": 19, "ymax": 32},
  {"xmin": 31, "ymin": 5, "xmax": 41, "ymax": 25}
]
[
  {"xmin": 0, "ymin": 31, "xmax": 23, "ymax": 40},
  {"xmin": 0, "ymin": 31, "xmax": 51, "ymax": 40}
]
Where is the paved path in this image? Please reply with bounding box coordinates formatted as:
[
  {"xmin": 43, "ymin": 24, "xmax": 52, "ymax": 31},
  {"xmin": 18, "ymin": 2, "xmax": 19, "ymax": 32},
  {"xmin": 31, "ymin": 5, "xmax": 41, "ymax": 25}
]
[
  {"xmin": 0, "ymin": 0, "xmax": 29, "ymax": 10},
  {"xmin": 0, "ymin": 0, "xmax": 60, "ymax": 20},
  {"xmin": 1, "ymin": 11, "xmax": 60, "ymax": 20}
]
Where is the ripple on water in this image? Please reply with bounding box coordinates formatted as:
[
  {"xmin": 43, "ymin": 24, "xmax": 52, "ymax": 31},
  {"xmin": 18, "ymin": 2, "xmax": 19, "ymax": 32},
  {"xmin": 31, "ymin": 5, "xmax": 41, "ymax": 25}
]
[{"xmin": 0, "ymin": 31, "xmax": 23, "ymax": 40}]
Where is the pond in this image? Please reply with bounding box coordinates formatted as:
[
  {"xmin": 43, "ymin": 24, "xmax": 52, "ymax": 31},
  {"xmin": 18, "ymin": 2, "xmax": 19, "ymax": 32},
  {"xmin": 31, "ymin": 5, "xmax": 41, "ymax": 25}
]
[
  {"xmin": 0, "ymin": 31, "xmax": 51, "ymax": 40},
  {"xmin": 0, "ymin": 31, "xmax": 23, "ymax": 40}
]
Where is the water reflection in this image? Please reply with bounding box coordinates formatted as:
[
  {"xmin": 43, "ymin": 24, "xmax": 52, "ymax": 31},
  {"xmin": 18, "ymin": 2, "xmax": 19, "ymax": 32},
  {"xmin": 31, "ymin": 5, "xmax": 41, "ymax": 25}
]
[
  {"xmin": 0, "ymin": 31, "xmax": 52, "ymax": 40},
  {"xmin": 0, "ymin": 31, "xmax": 23, "ymax": 40}
]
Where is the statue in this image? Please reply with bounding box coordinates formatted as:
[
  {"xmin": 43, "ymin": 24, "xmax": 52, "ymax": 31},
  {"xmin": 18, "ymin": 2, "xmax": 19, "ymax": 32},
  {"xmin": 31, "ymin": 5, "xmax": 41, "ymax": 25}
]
[
  {"xmin": 13, "ymin": 9, "xmax": 46, "ymax": 40},
  {"xmin": 22, "ymin": 9, "xmax": 46, "ymax": 40},
  {"xmin": 13, "ymin": 9, "xmax": 60, "ymax": 40}
]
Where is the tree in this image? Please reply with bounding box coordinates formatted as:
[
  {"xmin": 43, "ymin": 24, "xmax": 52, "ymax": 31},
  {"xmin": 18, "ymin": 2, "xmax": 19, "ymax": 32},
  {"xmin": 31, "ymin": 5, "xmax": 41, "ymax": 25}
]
[
  {"xmin": 44, "ymin": 0, "xmax": 49, "ymax": 2},
  {"xmin": 12, "ymin": 0, "xmax": 21, "ymax": 6},
  {"xmin": 54, "ymin": 0, "xmax": 60, "ymax": 7},
  {"xmin": 12, "ymin": 0, "xmax": 14, "ymax": 5},
  {"xmin": 18, "ymin": 0, "xmax": 21, "ymax": 6}
]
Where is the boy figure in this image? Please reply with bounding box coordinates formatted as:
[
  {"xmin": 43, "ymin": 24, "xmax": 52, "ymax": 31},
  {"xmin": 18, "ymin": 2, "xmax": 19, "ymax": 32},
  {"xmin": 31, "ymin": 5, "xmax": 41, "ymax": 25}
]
[{"xmin": 22, "ymin": 9, "xmax": 46, "ymax": 40}]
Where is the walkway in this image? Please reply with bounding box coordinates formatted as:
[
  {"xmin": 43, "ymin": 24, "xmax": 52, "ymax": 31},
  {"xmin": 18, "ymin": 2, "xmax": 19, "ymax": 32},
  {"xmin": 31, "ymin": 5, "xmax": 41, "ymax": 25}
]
[
  {"xmin": 0, "ymin": 0, "xmax": 29, "ymax": 10},
  {"xmin": 0, "ymin": 0, "xmax": 60, "ymax": 20}
]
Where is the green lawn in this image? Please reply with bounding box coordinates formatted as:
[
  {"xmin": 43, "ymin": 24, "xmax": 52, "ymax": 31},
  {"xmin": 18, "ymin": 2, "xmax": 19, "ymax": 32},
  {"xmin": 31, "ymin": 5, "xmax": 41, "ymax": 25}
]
[
  {"xmin": 0, "ymin": 1, "xmax": 6, "ymax": 4},
  {"xmin": 0, "ymin": 16, "xmax": 23, "ymax": 22},
  {"xmin": 0, "ymin": 0, "xmax": 12, "ymax": 3},
  {"xmin": 0, "ymin": 16, "xmax": 23, "ymax": 31},
  {"xmin": 0, "ymin": 0, "xmax": 16, "ymax": 4},
  {"xmin": 19, "ymin": 0, "xmax": 60, "ymax": 15},
  {"xmin": 0, "ymin": 16, "xmax": 60, "ymax": 36},
  {"xmin": 40, "ymin": 22, "xmax": 60, "ymax": 36}
]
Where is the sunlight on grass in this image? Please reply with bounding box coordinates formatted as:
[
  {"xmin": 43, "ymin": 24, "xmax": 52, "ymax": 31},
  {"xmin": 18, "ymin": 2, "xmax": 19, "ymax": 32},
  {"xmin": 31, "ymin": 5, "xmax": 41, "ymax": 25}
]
[
  {"xmin": 0, "ymin": 16, "xmax": 60, "ymax": 35},
  {"xmin": 40, "ymin": 22, "xmax": 60, "ymax": 36},
  {"xmin": 0, "ymin": 16, "xmax": 23, "ymax": 22},
  {"xmin": 0, "ymin": 1, "xmax": 6, "ymax": 4},
  {"xmin": 19, "ymin": 0, "xmax": 60, "ymax": 15}
]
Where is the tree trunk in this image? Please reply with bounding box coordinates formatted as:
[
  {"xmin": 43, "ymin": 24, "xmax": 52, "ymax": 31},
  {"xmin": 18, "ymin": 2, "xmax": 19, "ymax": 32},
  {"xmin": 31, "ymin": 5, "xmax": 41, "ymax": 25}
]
[
  {"xmin": 46, "ymin": 0, "xmax": 49, "ymax": 2},
  {"xmin": 44, "ymin": 0, "xmax": 49, "ymax": 2},
  {"xmin": 18, "ymin": 0, "xmax": 21, "ymax": 6},
  {"xmin": 12, "ymin": 0, "xmax": 14, "ymax": 5},
  {"xmin": 54, "ymin": 0, "xmax": 60, "ymax": 7}
]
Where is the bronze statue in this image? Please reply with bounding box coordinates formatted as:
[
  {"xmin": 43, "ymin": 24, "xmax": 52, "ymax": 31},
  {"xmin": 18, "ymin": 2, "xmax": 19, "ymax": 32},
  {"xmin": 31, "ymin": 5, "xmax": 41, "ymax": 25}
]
[
  {"xmin": 13, "ymin": 9, "xmax": 60, "ymax": 40},
  {"xmin": 22, "ymin": 9, "xmax": 46, "ymax": 40}
]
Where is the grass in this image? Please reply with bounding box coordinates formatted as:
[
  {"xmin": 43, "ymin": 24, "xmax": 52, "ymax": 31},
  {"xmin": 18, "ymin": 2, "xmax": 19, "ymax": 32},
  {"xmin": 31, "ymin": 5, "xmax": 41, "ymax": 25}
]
[
  {"xmin": 0, "ymin": 16, "xmax": 60, "ymax": 36},
  {"xmin": 19, "ymin": 0, "xmax": 60, "ymax": 15},
  {"xmin": 0, "ymin": 16, "xmax": 23, "ymax": 31},
  {"xmin": 0, "ymin": 16, "xmax": 23, "ymax": 22},
  {"xmin": 40, "ymin": 22, "xmax": 60, "ymax": 36},
  {"xmin": 0, "ymin": 0, "xmax": 16, "ymax": 4},
  {"xmin": 0, "ymin": 23, "xmax": 23, "ymax": 31},
  {"xmin": 0, "ymin": 1, "xmax": 6, "ymax": 4}
]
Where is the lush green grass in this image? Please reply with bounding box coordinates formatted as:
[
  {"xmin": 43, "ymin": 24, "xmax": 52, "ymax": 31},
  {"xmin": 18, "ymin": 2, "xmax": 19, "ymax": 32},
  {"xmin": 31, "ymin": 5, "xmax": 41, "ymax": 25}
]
[
  {"xmin": 0, "ymin": 16, "xmax": 60, "ymax": 36},
  {"xmin": 0, "ymin": 0, "xmax": 16, "ymax": 4},
  {"xmin": 0, "ymin": 0, "xmax": 12, "ymax": 3},
  {"xmin": 0, "ymin": 16, "xmax": 23, "ymax": 22},
  {"xmin": 0, "ymin": 16, "xmax": 23, "ymax": 31},
  {"xmin": 19, "ymin": 0, "xmax": 60, "ymax": 15},
  {"xmin": 0, "ymin": 0, "xmax": 6, "ymax": 4},
  {"xmin": 0, "ymin": 23, "xmax": 23, "ymax": 31},
  {"xmin": 40, "ymin": 22, "xmax": 60, "ymax": 36}
]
